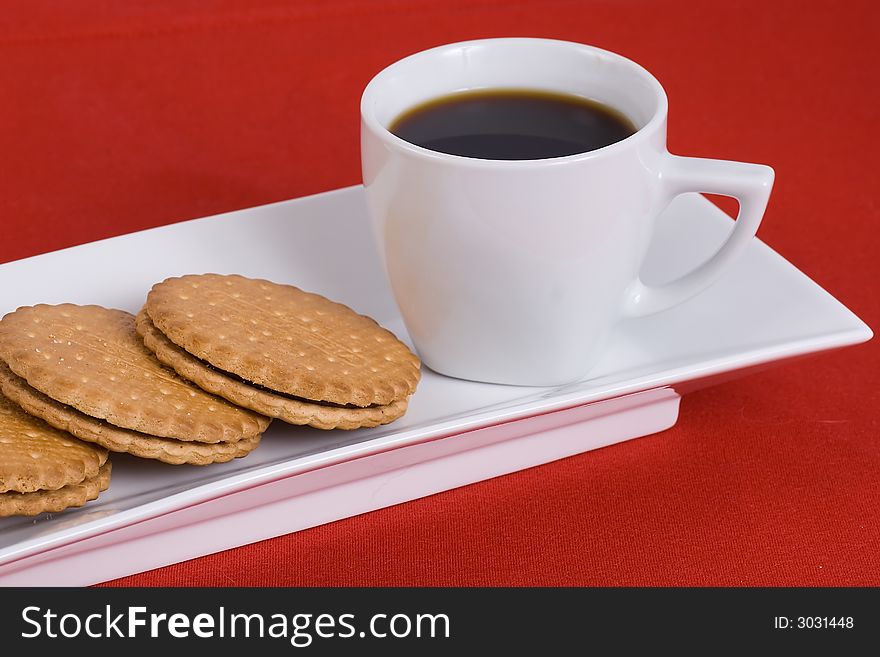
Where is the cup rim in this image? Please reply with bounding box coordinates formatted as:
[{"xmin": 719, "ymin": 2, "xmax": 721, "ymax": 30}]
[{"xmin": 360, "ymin": 37, "xmax": 669, "ymax": 167}]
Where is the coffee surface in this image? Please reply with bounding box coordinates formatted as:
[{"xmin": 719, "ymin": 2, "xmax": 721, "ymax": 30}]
[{"xmin": 390, "ymin": 89, "xmax": 636, "ymax": 160}]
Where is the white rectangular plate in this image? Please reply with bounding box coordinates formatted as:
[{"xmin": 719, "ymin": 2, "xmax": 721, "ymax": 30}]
[{"xmin": 0, "ymin": 186, "xmax": 871, "ymax": 585}]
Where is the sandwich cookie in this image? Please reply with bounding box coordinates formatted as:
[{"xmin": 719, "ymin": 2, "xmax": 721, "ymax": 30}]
[
  {"xmin": 141, "ymin": 274, "xmax": 420, "ymax": 429},
  {"xmin": 0, "ymin": 304, "xmax": 270, "ymax": 465}
]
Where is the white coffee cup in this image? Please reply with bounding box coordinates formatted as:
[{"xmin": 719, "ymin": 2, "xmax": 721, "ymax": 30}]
[{"xmin": 361, "ymin": 38, "xmax": 774, "ymax": 386}]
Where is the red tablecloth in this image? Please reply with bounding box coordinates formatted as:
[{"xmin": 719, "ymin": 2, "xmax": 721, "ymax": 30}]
[{"xmin": 1, "ymin": 1, "xmax": 877, "ymax": 586}]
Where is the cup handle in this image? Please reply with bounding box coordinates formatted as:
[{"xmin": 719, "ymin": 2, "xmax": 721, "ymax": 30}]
[{"xmin": 622, "ymin": 153, "xmax": 775, "ymax": 318}]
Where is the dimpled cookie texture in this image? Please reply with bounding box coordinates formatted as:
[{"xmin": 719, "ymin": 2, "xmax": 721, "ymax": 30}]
[
  {"xmin": 0, "ymin": 304, "xmax": 269, "ymax": 443},
  {"xmin": 0, "ymin": 391, "xmax": 108, "ymax": 494},
  {"xmin": 136, "ymin": 308, "xmax": 409, "ymax": 430},
  {"xmin": 0, "ymin": 389, "xmax": 112, "ymax": 517},
  {"xmin": 145, "ymin": 274, "xmax": 420, "ymax": 407}
]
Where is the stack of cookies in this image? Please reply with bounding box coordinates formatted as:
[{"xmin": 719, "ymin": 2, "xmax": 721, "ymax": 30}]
[
  {"xmin": 0, "ymin": 392, "xmax": 110, "ymax": 517},
  {"xmin": 0, "ymin": 305, "xmax": 270, "ymax": 467},
  {"xmin": 138, "ymin": 274, "xmax": 421, "ymax": 430},
  {"xmin": 0, "ymin": 274, "xmax": 421, "ymax": 517}
]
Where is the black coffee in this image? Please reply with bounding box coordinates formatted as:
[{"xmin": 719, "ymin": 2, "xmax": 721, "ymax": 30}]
[{"xmin": 389, "ymin": 89, "xmax": 636, "ymax": 160}]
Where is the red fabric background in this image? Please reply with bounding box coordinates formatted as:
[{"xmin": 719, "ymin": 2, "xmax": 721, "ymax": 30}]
[{"xmin": 1, "ymin": 1, "xmax": 877, "ymax": 586}]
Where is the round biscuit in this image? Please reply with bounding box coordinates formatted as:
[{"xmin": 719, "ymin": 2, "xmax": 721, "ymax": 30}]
[
  {"xmin": 145, "ymin": 274, "xmax": 420, "ymax": 406},
  {"xmin": 0, "ymin": 304, "xmax": 270, "ymax": 443},
  {"xmin": 136, "ymin": 309, "xmax": 409, "ymax": 429}
]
